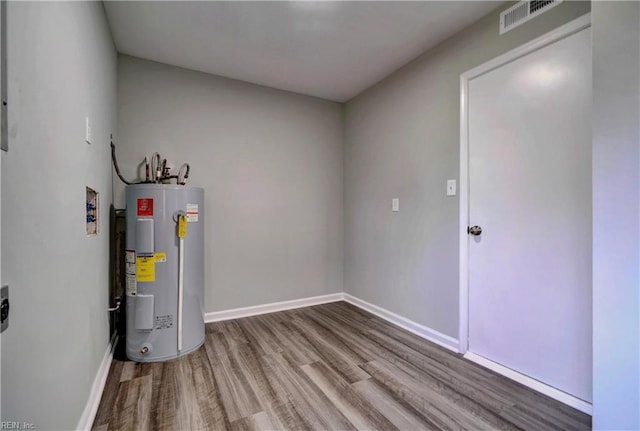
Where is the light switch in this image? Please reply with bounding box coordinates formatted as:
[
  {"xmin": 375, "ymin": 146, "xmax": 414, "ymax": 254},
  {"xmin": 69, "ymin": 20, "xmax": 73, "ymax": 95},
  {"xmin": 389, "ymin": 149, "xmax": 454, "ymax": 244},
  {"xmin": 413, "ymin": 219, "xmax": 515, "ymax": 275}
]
[
  {"xmin": 447, "ymin": 180, "xmax": 457, "ymax": 196},
  {"xmin": 392, "ymin": 198, "xmax": 399, "ymax": 212}
]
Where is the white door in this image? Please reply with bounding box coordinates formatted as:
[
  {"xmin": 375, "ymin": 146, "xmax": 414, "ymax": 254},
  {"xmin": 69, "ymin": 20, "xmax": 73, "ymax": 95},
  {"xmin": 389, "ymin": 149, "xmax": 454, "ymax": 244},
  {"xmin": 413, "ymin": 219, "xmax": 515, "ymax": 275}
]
[{"xmin": 467, "ymin": 27, "xmax": 591, "ymax": 402}]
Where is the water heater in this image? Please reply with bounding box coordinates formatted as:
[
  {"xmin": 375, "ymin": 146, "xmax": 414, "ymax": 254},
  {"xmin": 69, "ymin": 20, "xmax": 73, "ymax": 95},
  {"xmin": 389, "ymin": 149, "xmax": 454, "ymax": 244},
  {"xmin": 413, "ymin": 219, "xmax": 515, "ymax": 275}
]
[{"xmin": 125, "ymin": 184, "xmax": 204, "ymax": 362}]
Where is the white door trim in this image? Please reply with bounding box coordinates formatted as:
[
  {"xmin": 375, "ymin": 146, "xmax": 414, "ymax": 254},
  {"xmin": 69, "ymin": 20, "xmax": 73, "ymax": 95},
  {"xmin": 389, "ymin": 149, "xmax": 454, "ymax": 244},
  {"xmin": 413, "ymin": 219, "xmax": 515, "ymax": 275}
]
[
  {"xmin": 458, "ymin": 12, "xmax": 591, "ymax": 355},
  {"xmin": 464, "ymin": 352, "xmax": 593, "ymax": 415}
]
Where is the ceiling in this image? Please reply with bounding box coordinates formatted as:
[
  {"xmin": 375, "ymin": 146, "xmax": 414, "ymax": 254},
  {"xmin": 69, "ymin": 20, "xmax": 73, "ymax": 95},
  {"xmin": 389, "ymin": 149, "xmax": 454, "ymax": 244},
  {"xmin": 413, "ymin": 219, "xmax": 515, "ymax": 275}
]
[{"xmin": 104, "ymin": 1, "xmax": 501, "ymax": 102}]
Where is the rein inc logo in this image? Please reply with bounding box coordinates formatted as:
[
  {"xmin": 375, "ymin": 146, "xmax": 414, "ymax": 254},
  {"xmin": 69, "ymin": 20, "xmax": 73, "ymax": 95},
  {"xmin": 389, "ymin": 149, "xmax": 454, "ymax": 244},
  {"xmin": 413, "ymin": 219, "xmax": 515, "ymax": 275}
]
[{"xmin": 1, "ymin": 422, "xmax": 35, "ymax": 430}]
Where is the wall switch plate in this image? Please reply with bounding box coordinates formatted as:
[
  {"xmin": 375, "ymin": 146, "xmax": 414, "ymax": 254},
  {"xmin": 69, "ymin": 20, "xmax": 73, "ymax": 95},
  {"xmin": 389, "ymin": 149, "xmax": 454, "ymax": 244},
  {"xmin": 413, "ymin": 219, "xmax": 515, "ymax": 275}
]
[
  {"xmin": 447, "ymin": 179, "xmax": 457, "ymax": 196},
  {"xmin": 392, "ymin": 198, "xmax": 399, "ymax": 212},
  {"xmin": 1, "ymin": 285, "xmax": 9, "ymax": 333},
  {"xmin": 85, "ymin": 117, "xmax": 92, "ymax": 144}
]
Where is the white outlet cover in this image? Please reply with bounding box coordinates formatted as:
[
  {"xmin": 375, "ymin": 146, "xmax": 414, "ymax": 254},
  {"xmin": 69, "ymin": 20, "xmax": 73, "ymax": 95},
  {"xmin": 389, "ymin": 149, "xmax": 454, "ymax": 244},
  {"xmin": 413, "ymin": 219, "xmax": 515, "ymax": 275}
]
[
  {"xmin": 447, "ymin": 179, "xmax": 457, "ymax": 196},
  {"xmin": 392, "ymin": 198, "xmax": 399, "ymax": 212}
]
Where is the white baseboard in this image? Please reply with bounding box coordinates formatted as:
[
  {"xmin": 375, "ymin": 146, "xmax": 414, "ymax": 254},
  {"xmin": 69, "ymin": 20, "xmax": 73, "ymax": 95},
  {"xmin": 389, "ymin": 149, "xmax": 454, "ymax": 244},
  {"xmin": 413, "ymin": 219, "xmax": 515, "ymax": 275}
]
[
  {"xmin": 77, "ymin": 334, "xmax": 117, "ymax": 431},
  {"xmin": 94, "ymin": 294, "xmax": 591, "ymax": 418},
  {"xmin": 204, "ymin": 293, "xmax": 344, "ymax": 323},
  {"xmin": 343, "ymin": 293, "xmax": 459, "ymax": 353},
  {"xmin": 464, "ymin": 351, "xmax": 593, "ymax": 415},
  {"xmin": 203, "ymin": 292, "xmax": 459, "ymax": 353},
  {"xmin": 201, "ymin": 294, "xmax": 591, "ymax": 415}
]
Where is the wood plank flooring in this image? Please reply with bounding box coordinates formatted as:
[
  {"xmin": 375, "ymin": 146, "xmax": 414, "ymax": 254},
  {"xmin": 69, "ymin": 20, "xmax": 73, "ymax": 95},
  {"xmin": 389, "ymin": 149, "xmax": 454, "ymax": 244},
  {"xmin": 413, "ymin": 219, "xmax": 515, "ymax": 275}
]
[{"xmin": 93, "ymin": 301, "xmax": 591, "ymax": 430}]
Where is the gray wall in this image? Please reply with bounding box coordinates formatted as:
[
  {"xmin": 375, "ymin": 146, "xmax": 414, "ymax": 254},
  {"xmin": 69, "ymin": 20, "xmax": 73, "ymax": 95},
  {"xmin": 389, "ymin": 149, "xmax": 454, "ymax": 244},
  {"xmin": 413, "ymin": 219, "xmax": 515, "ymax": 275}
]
[
  {"xmin": 1, "ymin": 2, "xmax": 116, "ymax": 429},
  {"xmin": 1, "ymin": 2, "xmax": 634, "ymax": 427},
  {"xmin": 344, "ymin": 1, "xmax": 590, "ymax": 338},
  {"xmin": 592, "ymin": 2, "xmax": 640, "ymax": 429},
  {"xmin": 116, "ymin": 55, "xmax": 343, "ymax": 313}
]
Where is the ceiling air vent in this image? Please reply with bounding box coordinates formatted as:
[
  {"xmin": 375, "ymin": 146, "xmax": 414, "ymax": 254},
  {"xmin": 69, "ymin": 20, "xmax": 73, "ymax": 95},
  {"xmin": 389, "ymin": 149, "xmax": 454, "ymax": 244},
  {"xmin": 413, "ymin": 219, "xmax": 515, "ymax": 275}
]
[{"xmin": 500, "ymin": 0, "xmax": 562, "ymax": 35}]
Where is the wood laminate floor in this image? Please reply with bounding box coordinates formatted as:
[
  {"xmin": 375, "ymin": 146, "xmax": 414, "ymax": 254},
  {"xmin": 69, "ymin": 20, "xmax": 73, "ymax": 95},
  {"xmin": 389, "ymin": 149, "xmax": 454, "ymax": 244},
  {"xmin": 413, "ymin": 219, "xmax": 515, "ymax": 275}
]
[{"xmin": 93, "ymin": 301, "xmax": 591, "ymax": 431}]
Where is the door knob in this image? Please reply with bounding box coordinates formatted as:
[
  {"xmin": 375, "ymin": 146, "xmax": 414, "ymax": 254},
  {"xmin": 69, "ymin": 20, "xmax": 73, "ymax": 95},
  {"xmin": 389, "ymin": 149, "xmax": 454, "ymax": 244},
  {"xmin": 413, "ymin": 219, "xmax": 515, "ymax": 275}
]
[{"xmin": 468, "ymin": 225, "xmax": 482, "ymax": 236}]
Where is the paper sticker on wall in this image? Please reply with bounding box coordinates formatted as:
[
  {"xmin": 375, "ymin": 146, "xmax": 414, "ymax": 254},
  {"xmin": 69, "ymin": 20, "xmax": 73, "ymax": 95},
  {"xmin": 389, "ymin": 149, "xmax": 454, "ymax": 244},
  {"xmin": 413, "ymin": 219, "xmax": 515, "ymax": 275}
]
[
  {"xmin": 154, "ymin": 252, "xmax": 167, "ymax": 263},
  {"xmin": 136, "ymin": 256, "xmax": 156, "ymax": 282},
  {"xmin": 186, "ymin": 203, "xmax": 199, "ymax": 222}
]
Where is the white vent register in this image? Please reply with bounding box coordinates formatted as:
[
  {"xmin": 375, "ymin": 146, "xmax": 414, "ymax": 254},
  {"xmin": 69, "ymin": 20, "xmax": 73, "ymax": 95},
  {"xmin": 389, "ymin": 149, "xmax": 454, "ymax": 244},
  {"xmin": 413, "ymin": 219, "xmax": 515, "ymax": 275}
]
[{"xmin": 500, "ymin": 1, "xmax": 562, "ymax": 34}]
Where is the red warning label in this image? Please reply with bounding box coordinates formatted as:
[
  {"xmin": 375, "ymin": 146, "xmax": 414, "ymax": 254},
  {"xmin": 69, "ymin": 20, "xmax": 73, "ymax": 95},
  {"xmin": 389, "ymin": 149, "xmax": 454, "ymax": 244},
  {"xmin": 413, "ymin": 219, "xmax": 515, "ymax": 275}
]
[{"xmin": 137, "ymin": 198, "xmax": 153, "ymax": 216}]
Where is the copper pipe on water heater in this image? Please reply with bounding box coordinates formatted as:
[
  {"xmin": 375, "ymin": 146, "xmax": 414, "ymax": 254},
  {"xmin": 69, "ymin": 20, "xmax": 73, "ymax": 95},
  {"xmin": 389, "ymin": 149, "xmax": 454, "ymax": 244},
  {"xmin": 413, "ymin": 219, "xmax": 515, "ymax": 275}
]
[
  {"xmin": 151, "ymin": 152, "xmax": 162, "ymax": 182},
  {"xmin": 178, "ymin": 163, "xmax": 190, "ymax": 185}
]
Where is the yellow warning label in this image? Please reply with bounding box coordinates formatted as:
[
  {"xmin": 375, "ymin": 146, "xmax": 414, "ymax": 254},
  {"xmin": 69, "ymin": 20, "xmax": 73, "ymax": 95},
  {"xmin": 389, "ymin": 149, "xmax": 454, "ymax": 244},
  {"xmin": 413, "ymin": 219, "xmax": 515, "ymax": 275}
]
[
  {"xmin": 136, "ymin": 256, "xmax": 155, "ymax": 282},
  {"xmin": 154, "ymin": 252, "xmax": 167, "ymax": 263},
  {"xmin": 178, "ymin": 215, "xmax": 188, "ymax": 238}
]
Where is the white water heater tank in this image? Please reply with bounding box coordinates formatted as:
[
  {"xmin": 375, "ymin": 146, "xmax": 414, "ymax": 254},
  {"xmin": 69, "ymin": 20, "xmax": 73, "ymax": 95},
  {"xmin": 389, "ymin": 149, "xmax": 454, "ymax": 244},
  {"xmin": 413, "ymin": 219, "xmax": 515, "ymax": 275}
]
[{"xmin": 125, "ymin": 184, "xmax": 204, "ymax": 362}]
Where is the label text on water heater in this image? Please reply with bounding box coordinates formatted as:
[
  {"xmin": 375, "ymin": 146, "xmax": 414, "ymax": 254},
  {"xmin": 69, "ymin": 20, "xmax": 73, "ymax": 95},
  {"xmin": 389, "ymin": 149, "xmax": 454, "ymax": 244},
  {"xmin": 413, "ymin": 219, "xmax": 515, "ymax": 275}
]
[{"xmin": 137, "ymin": 198, "xmax": 154, "ymax": 216}]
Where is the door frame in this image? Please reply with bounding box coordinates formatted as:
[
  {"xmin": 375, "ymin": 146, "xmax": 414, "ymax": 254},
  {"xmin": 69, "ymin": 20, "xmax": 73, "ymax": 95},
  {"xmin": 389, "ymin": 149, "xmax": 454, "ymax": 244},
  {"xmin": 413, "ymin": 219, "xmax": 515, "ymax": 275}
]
[
  {"xmin": 458, "ymin": 13, "xmax": 592, "ymax": 412},
  {"xmin": 0, "ymin": 0, "xmax": 7, "ymax": 418},
  {"xmin": 458, "ymin": 12, "xmax": 591, "ymax": 354}
]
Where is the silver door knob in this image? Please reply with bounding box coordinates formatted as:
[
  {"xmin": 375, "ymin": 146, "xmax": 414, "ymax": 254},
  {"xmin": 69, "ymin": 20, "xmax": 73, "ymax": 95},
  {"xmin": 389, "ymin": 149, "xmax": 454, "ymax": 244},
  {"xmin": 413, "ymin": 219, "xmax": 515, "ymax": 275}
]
[{"xmin": 468, "ymin": 225, "xmax": 482, "ymax": 236}]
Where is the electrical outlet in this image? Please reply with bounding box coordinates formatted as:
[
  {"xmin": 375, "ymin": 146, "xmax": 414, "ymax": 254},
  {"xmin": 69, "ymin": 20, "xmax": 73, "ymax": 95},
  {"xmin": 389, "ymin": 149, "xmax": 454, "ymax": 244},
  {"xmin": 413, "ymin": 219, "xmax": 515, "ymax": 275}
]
[{"xmin": 392, "ymin": 198, "xmax": 399, "ymax": 212}]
